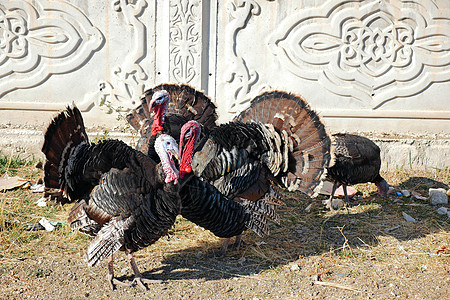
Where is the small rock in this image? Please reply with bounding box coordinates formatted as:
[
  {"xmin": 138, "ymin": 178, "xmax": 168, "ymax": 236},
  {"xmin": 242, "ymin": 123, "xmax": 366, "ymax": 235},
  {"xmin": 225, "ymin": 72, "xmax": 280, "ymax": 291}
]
[
  {"xmin": 412, "ymin": 193, "xmax": 427, "ymax": 201},
  {"xmin": 402, "ymin": 212, "xmax": 416, "ymax": 222},
  {"xmin": 326, "ymin": 198, "xmax": 344, "ymax": 210},
  {"xmin": 401, "ymin": 190, "xmax": 410, "ymax": 197},
  {"xmin": 336, "ymin": 273, "xmax": 349, "ymax": 278},
  {"xmin": 437, "ymin": 207, "xmax": 448, "ymax": 215},
  {"xmin": 429, "ymin": 188, "xmax": 448, "ymax": 205}
]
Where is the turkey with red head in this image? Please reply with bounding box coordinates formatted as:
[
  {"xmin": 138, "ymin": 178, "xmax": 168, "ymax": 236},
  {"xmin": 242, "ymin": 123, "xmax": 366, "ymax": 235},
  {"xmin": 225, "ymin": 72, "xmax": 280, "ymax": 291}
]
[
  {"xmin": 179, "ymin": 121, "xmax": 274, "ymax": 255},
  {"xmin": 42, "ymin": 106, "xmax": 181, "ymax": 290},
  {"xmin": 325, "ymin": 133, "xmax": 389, "ymax": 210},
  {"xmin": 181, "ymin": 90, "xmax": 332, "ymax": 252},
  {"xmin": 125, "ymin": 83, "xmax": 217, "ymax": 160}
]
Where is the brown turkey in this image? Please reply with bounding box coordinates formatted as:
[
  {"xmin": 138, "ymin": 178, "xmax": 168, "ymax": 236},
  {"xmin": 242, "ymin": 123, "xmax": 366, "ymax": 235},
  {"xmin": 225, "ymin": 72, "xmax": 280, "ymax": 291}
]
[
  {"xmin": 125, "ymin": 83, "xmax": 217, "ymax": 159},
  {"xmin": 184, "ymin": 90, "xmax": 332, "ymax": 251},
  {"xmin": 42, "ymin": 106, "xmax": 181, "ymax": 290},
  {"xmin": 324, "ymin": 133, "xmax": 389, "ymax": 210}
]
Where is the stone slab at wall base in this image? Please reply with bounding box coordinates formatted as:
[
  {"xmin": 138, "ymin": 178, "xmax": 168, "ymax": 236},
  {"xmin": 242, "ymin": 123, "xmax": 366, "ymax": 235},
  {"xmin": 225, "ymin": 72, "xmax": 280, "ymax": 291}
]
[
  {"xmin": 0, "ymin": 128, "xmax": 136, "ymax": 161},
  {"xmin": 0, "ymin": 127, "xmax": 448, "ymax": 171}
]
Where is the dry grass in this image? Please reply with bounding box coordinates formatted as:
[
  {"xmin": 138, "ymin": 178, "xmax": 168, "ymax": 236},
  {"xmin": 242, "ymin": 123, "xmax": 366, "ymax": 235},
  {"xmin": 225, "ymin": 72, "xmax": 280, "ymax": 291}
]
[{"xmin": 0, "ymin": 158, "xmax": 449, "ymax": 298}]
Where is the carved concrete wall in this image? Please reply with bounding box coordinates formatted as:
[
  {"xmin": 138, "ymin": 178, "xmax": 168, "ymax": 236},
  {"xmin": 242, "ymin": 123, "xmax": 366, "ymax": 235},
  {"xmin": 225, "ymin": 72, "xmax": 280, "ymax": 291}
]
[
  {"xmin": 214, "ymin": 0, "xmax": 450, "ymax": 133},
  {"xmin": 0, "ymin": 0, "xmax": 449, "ymax": 156}
]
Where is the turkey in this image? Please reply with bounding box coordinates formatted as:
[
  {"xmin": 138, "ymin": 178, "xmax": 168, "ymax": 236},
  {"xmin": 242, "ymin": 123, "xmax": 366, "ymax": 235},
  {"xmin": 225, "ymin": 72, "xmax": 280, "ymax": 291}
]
[
  {"xmin": 125, "ymin": 83, "xmax": 217, "ymax": 159},
  {"xmin": 183, "ymin": 90, "xmax": 331, "ymax": 250},
  {"xmin": 42, "ymin": 106, "xmax": 181, "ymax": 290},
  {"xmin": 179, "ymin": 121, "xmax": 276, "ymax": 255},
  {"xmin": 324, "ymin": 133, "xmax": 389, "ymax": 210}
]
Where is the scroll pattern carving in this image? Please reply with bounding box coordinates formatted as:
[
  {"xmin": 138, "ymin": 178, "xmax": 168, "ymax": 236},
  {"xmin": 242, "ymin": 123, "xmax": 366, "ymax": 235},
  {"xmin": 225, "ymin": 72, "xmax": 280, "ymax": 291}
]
[
  {"xmin": 94, "ymin": 0, "xmax": 149, "ymax": 112},
  {"xmin": 0, "ymin": 0, "xmax": 104, "ymax": 99},
  {"xmin": 268, "ymin": 0, "xmax": 450, "ymax": 108},
  {"xmin": 169, "ymin": 0, "xmax": 200, "ymax": 85},
  {"xmin": 224, "ymin": 0, "xmax": 260, "ymax": 113}
]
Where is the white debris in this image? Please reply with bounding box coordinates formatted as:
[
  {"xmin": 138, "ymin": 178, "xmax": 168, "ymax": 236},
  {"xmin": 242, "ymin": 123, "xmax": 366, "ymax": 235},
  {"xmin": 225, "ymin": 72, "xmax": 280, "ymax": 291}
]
[
  {"xmin": 39, "ymin": 217, "xmax": 55, "ymax": 231},
  {"xmin": 290, "ymin": 263, "xmax": 300, "ymax": 271},
  {"xmin": 401, "ymin": 190, "xmax": 410, "ymax": 197},
  {"xmin": 437, "ymin": 207, "xmax": 448, "ymax": 215},
  {"xmin": 429, "ymin": 188, "xmax": 448, "ymax": 205},
  {"xmin": 402, "ymin": 212, "xmax": 416, "ymax": 223},
  {"xmin": 30, "ymin": 183, "xmax": 45, "ymax": 193},
  {"xmin": 305, "ymin": 203, "xmax": 313, "ymax": 212},
  {"xmin": 36, "ymin": 197, "xmax": 47, "ymax": 207}
]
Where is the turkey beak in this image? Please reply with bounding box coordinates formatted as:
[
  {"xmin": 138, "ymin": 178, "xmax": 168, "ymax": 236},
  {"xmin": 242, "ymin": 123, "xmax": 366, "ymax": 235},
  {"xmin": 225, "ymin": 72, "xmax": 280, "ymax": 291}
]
[{"xmin": 167, "ymin": 147, "xmax": 180, "ymax": 163}]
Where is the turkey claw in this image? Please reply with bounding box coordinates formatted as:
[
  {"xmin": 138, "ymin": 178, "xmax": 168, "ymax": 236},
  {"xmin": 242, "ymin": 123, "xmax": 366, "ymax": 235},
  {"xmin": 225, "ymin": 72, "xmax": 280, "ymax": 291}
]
[
  {"xmin": 132, "ymin": 277, "xmax": 163, "ymax": 290},
  {"xmin": 108, "ymin": 277, "xmax": 162, "ymax": 290}
]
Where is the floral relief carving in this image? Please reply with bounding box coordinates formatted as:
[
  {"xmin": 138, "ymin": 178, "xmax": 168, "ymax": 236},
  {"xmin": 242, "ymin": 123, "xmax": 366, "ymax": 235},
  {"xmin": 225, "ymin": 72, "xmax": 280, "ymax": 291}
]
[
  {"xmin": 169, "ymin": 0, "xmax": 201, "ymax": 85},
  {"xmin": 94, "ymin": 0, "xmax": 149, "ymax": 112},
  {"xmin": 224, "ymin": 0, "xmax": 260, "ymax": 114},
  {"xmin": 268, "ymin": 0, "xmax": 450, "ymax": 108},
  {"xmin": 0, "ymin": 0, "xmax": 104, "ymax": 99}
]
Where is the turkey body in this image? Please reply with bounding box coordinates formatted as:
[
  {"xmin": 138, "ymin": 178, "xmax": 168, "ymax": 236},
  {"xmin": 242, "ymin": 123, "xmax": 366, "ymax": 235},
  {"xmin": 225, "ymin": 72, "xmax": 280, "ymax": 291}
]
[
  {"xmin": 42, "ymin": 106, "xmax": 181, "ymax": 289},
  {"xmin": 325, "ymin": 133, "xmax": 389, "ymax": 210},
  {"xmin": 182, "ymin": 91, "xmax": 331, "ymax": 251},
  {"xmin": 178, "ymin": 121, "xmax": 274, "ymax": 254}
]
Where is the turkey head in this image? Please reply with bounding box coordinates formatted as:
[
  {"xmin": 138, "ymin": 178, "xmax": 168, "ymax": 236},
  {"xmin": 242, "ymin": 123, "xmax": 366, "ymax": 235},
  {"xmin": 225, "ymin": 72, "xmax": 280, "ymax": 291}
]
[
  {"xmin": 149, "ymin": 90, "xmax": 170, "ymax": 136},
  {"xmin": 154, "ymin": 134, "xmax": 180, "ymax": 184},
  {"xmin": 179, "ymin": 121, "xmax": 201, "ymax": 179}
]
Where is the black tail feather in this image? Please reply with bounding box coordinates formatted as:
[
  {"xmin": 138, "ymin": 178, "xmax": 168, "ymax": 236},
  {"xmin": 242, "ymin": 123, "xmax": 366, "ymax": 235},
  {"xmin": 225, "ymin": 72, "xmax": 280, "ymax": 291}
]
[{"xmin": 41, "ymin": 106, "xmax": 89, "ymax": 198}]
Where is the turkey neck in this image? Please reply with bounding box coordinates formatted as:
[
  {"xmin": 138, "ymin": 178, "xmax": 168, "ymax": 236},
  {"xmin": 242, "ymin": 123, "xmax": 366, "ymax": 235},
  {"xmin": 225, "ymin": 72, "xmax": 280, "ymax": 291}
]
[
  {"xmin": 151, "ymin": 101, "xmax": 168, "ymax": 136},
  {"xmin": 179, "ymin": 135, "xmax": 196, "ymax": 178}
]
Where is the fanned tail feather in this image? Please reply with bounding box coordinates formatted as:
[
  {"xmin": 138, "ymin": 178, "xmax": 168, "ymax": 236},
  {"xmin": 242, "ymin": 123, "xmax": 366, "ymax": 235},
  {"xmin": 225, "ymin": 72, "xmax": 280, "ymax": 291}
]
[
  {"xmin": 126, "ymin": 83, "xmax": 218, "ymax": 136},
  {"xmin": 41, "ymin": 106, "xmax": 89, "ymax": 200},
  {"xmin": 234, "ymin": 91, "xmax": 331, "ymax": 196}
]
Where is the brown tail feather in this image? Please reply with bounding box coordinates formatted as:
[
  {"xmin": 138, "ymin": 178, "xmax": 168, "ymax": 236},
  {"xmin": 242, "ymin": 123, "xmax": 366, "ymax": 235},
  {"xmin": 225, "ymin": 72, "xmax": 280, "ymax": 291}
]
[
  {"xmin": 126, "ymin": 83, "xmax": 218, "ymax": 136},
  {"xmin": 234, "ymin": 90, "xmax": 331, "ymax": 196}
]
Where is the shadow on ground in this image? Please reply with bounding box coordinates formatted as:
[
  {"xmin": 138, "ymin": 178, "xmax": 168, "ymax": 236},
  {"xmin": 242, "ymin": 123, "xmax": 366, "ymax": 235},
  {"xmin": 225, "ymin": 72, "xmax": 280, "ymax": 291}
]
[{"xmin": 128, "ymin": 177, "xmax": 449, "ymax": 283}]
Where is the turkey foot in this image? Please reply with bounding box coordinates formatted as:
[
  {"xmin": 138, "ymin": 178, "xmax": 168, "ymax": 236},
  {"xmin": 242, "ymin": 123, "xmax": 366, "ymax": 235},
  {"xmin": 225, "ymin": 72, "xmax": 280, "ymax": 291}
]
[
  {"xmin": 127, "ymin": 250, "xmax": 162, "ymax": 290},
  {"xmin": 208, "ymin": 238, "xmax": 233, "ymax": 257},
  {"xmin": 229, "ymin": 235, "xmax": 246, "ymax": 250}
]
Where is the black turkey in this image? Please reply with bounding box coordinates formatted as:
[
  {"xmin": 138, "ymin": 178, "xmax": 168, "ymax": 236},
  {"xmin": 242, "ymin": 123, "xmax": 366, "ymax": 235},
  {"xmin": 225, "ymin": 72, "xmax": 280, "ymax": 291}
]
[
  {"xmin": 179, "ymin": 121, "xmax": 276, "ymax": 255},
  {"xmin": 183, "ymin": 90, "xmax": 331, "ymax": 250},
  {"xmin": 325, "ymin": 133, "xmax": 389, "ymax": 210},
  {"xmin": 125, "ymin": 83, "xmax": 217, "ymax": 159},
  {"xmin": 42, "ymin": 106, "xmax": 181, "ymax": 290}
]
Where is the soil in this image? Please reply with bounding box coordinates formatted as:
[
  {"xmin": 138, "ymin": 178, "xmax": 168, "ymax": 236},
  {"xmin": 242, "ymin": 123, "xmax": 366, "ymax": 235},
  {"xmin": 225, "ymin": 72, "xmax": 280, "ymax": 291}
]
[{"xmin": 1, "ymin": 169, "xmax": 449, "ymax": 299}]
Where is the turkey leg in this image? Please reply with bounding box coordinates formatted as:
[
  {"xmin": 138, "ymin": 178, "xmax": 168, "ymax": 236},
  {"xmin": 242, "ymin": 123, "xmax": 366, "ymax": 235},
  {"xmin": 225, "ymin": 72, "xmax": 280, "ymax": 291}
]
[{"xmin": 127, "ymin": 249, "xmax": 162, "ymax": 290}]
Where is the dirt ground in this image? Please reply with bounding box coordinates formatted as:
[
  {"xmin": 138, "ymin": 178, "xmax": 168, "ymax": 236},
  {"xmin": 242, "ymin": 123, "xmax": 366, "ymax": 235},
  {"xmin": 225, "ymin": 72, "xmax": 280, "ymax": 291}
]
[{"xmin": 1, "ymin": 167, "xmax": 449, "ymax": 299}]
